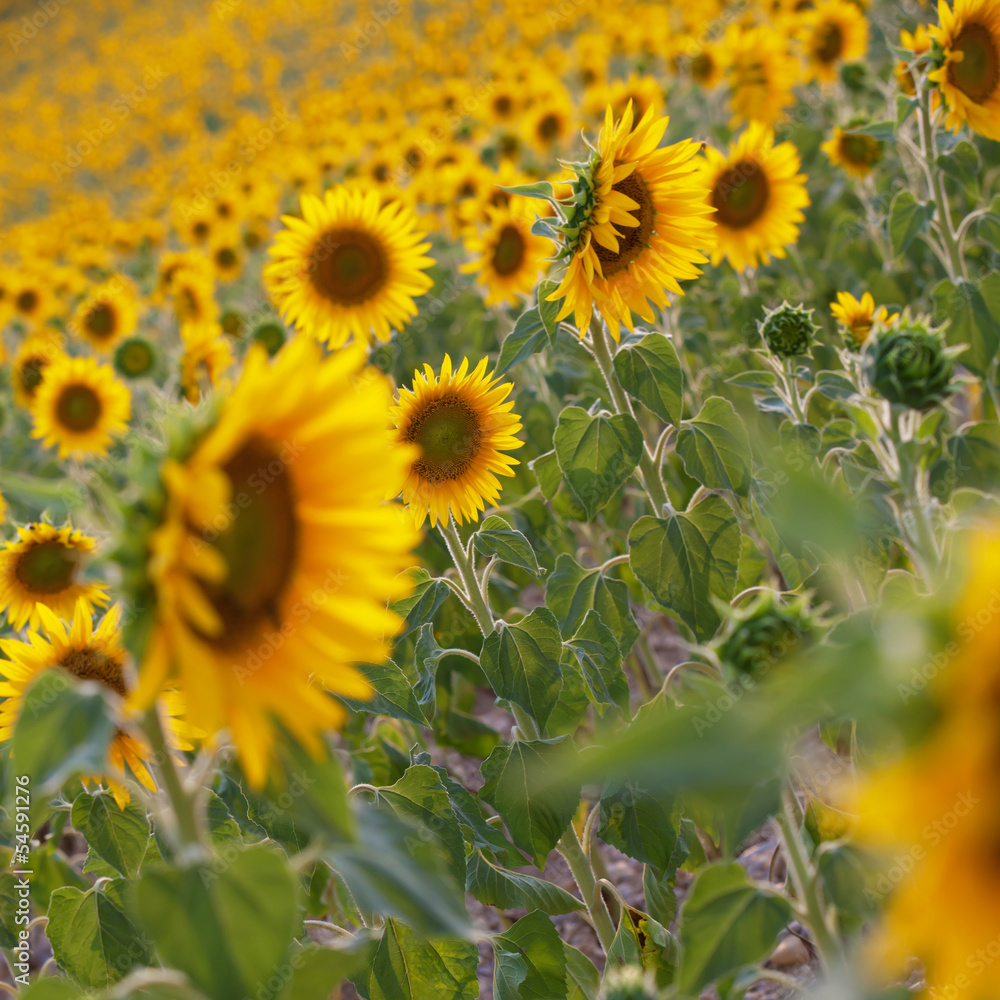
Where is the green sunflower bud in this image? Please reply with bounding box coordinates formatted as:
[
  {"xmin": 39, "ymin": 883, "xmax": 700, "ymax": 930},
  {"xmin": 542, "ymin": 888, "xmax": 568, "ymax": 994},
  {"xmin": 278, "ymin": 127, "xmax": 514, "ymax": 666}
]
[
  {"xmin": 713, "ymin": 590, "xmax": 821, "ymax": 678},
  {"xmin": 757, "ymin": 302, "xmax": 817, "ymax": 359},
  {"xmin": 221, "ymin": 310, "xmax": 245, "ymax": 338},
  {"xmin": 252, "ymin": 322, "xmax": 286, "ymax": 357},
  {"xmin": 866, "ymin": 317, "xmax": 957, "ymax": 411},
  {"xmin": 599, "ymin": 966, "xmax": 658, "ymax": 1000},
  {"xmin": 114, "ymin": 337, "xmax": 160, "ymax": 380}
]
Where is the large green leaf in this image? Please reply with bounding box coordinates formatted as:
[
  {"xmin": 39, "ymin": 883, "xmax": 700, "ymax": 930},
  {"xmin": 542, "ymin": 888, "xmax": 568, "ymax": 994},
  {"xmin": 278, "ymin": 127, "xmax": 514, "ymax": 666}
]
[
  {"xmin": 497, "ymin": 306, "xmax": 547, "ymax": 377},
  {"xmin": 480, "ymin": 607, "xmax": 563, "ymax": 731},
  {"xmin": 628, "ymin": 495, "xmax": 742, "ymax": 641},
  {"xmin": 933, "ymin": 274, "xmax": 1000, "ymax": 376},
  {"xmin": 479, "ymin": 738, "xmax": 580, "ymax": 867},
  {"xmin": 11, "ymin": 670, "xmax": 117, "ymax": 825},
  {"xmin": 564, "ymin": 943, "xmax": 600, "ymax": 1000},
  {"xmin": 544, "ymin": 553, "xmax": 639, "ymax": 652},
  {"xmin": 598, "ymin": 779, "xmax": 678, "ymax": 871},
  {"xmin": 493, "ymin": 911, "xmax": 567, "ymax": 1000},
  {"xmin": 373, "ymin": 765, "xmax": 467, "ymax": 884},
  {"xmin": 70, "ymin": 790, "xmax": 149, "ymax": 880},
  {"xmin": 466, "ymin": 850, "xmax": 584, "ymax": 915},
  {"xmin": 554, "ymin": 407, "xmax": 644, "ymax": 520},
  {"xmin": 339, "ymin": 660, "xmax": 428, "ymax": 726},
  {"xmin": 677, "ymin": 862, "xmax": 792, "ymax": 994},
  {"xmin": 613, "ymin": 333, "xmax": 685, "ymax": 425},
  {"xmin": 675, "ymin": 396, "xmax": 752, "ymax": 496},
  {"xmin": 562, "ymin": 610, "xmax": 629, "ymax": 713},
  {"xmin": 279, "ymin": 939, "xmax": 373, "ymax": 1000},
  {"xmin": 355, "ymin": 919, "xmax": 479, "ymax": 1000},
  {"xmin": 392, "ymin": 569, "xmax": 449, "ymax": 637},
  {"xmin": 134, "ymin": 845, "xmax": 299, "ymax": 1000},
  {"xmin": 888, "ymin": 190, "xmax": 933, "ymax": 257},
  {"xmin": 474, "ymin": 515, "xmax": 541, "ymax": 574},
  {"xmin": 47, "ymin": 882, "xmax": 151, "ymax": 990}
]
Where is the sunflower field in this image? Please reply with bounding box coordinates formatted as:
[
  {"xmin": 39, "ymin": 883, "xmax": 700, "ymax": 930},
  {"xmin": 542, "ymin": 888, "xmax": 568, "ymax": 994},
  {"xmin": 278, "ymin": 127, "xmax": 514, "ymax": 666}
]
[{"xmin": 3, "ymin": 0, "xmax": 1000, "ymax": 997}]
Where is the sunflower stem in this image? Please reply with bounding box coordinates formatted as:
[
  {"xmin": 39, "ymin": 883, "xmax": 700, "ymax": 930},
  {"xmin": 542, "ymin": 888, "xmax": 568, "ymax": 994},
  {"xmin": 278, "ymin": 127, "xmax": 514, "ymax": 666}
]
[
  {"xmin": 588, "ymin": 316, "xmax": 671, "ymax": 515},
  {"xmin": 440, "ymin": 516, "xmax": 495, "ymax": 635},
  {"xmin": 140, "ymin": 707, "xmax": 205, "ymax": 856},
  {"xmin": 557, "ymin": 823, "xmax": 617, "ymax": 955},
  {"xmin": 917, "ymin": 80, "xmax": 966, "ymax": 282}
]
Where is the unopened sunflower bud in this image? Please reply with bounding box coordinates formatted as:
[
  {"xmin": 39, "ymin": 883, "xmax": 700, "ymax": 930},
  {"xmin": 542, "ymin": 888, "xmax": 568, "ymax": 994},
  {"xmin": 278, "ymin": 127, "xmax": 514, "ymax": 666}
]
[
  {"xmin": 866, "ymin": 317, "xmax": 957, "ymax": 411},
  {"xmin": 758, "ymin": 301, "xmax": 817, "ymax": 359}
]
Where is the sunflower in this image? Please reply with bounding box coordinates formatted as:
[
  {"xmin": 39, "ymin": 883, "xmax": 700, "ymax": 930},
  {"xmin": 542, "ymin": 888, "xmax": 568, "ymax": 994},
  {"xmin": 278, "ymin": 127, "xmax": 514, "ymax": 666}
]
[
  {"xmin": 896, "ymin": 24, "xmax": 933, "ymax": 96},
  {"xmin": 690, "ymin": 42, "xmax": 726, "ymax": 90},
  {"xmin": 547, "ymin": 102, "xmax": 716, "ymax": 341},
  {"xmin": 522, "ymin": 92, "xmax": 577, "ymax": 154},
  {"xmin": 264, "ymin": 187, "xmax": 435, "ymax": 348},
  {"xmin": 172, "ymin": 271, "xmax": 219, "ymax": 327},
  {"xmin": 210, "ymin": 237, "xmax": 243, "ymax": 283},
  {"xmin": 31, "ymin": 355, "xmax": 132, "ymax": 460},
  {"xmin": 9, "ymin": 272, "xmax": 52, "ymax": 326},
  {"xmin": 138, "ymin": 338, "xmax": 420, "ymax": 788},
  {"xmin": 460, "ymin": 202, "xmax": 554, "ymax": 307},
  {"xmin": 830, "ymin": 291, "xmax": 898, "ymax": 346},
  {"xmin": 0, "ymin": 601, "xmax": 190, "ymax": 809},
  {"xmin": 800, "ymin": 0, "xmax": 869, "ymax": 83},
  {"xmin": 72, "ymin": 278, "xmax": 138, "ymax": 352},
  {"xmin": 12, "ymin": 330, "xmax": 65, "ymax": 408},
  {"xmin": 821, "ymin": 126, "xmax": 884, "ymax": 178},
  {"xmin": 701, "ymin": 122, "xmax": 810, "ymax": 272},
  {"xmin": 723, "ymin": 24, "xmax": 800, "ymax": 127},
  {"xmin": 0, "ymin": 523, "xmax": 108, "ymax": 631},
  {"xmin": 179, "ymin": 322, "xmax": 235, "ymax": 404},
  {"xmin": 388, "ymin": 355, "xmax": 524, "ymax": 529},
  {"xmin": 929, "ymin": 0, "xmax": 1000, "ymax": 141}
]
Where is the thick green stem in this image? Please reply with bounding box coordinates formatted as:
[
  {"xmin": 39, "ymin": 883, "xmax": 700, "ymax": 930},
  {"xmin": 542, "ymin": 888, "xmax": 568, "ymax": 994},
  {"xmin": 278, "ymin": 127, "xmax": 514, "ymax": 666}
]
[
  {"xmin": 141, "ymin": 708, "xmax": 204, "ymax": 854},
  {"xmin": 783, "ymin": 358, "xmax": 808, "ymax": 425},
  {"xmin": 558, "ymin": 824, "xmax": 617, "ymax": 954},
  {"xmin": 588, "ymin": 317, "xmax": 672, "ymax": 515},
  {"xmin": 439, "ymin": 516, "xmax": 495, "ymax": 635},
  {"xmin": 775, "ymin": 791, "xmax": 844, "ymax": 975}
]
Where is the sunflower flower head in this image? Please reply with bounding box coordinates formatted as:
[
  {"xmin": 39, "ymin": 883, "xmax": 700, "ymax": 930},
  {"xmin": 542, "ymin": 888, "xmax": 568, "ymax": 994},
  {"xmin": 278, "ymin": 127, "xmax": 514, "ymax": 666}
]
[
  {"xmin": 831, "ymin": 291, "xmax": 898, "ymax": 347},
  {"xmin": 389, "ymin": 355, "xmax": 524, "ymax": 529}
]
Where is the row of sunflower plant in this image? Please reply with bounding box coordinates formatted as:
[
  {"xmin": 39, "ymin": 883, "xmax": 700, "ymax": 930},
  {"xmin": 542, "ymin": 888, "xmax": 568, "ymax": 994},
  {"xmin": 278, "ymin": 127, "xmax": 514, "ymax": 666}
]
[{"xmin": 2, "ymin": 0, "xmax": 1000, "ymax": 999}]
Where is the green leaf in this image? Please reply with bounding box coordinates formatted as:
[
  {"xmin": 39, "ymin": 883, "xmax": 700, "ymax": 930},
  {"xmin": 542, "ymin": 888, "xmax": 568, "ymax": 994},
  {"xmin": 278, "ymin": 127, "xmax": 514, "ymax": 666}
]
[
  {"xmin": 497, "ymin": 307, "xmax": 548, "ymax": 377},
  {"xmin": 530, "ymin": 450, "xmax": 562, "ymax": 499},
  {"xmin": 628, "ymin": 496, "xmax": 742, "ymax": 641},
  {"xmin": 47, "ymin": 883, "xmax": 152, "ymax": 990},
  {"xmin": 355, "ymin": 919, "xmax": 479, "ymax": 1000},
  {"xmin": 933, "ymin": 274, "xmax": 1000, "ymax": 376},
  {"xmin": 494, "ymin": 911, "xmax": 567, "ymax": 1000},
  {"xmin": 267, "ymin": 740, "xmax": 356, "ymax": 843},
  {"xmin": 537, "ymin": 277, "xmax": 562, "ymax": 344},
  {"xmin": 324, "ymin": 803, "xmax": 469, "ymax": 938},
  {"xmin": 70, "ymin": 790, "xmax": 149, "ymax": 880},
  {"xmin": 726, "ymin": 370, "xmax": 780, "ymax": 391},
  {"xmin": 374, "ymin": 765, "xmax": 467, "ymax": 885},
  {"xmin": 339, "ymin": 660, "xmax": 427, "ymax": 726},
  {"xmin": 562, "ymin": 610, "xmax": 629, "ymax": 713},
  {"xmin": 474, "ymin": 515, "xmax": 541, "ymax": 574},
  {"xmin": 677, "ymin": 862, "xmax": 792, "ymax": 994},
  {"xmin": 480, "ymin": 607, "xmax": 564, "ymax": 730},
  {"xmin": 480, "ymin": 738, "xmax": 580, "ymax": 867},
  {"xmin": 392, "ymin": 569, "xmax": 449, "ymax": 637},
  {"xmin": 500, "ymin": 180, "xmax": 556, "ymax": 202},
  {"xmin": 613, "ymin": 333, "xmax": 685, "ymax": 425},
  {"xmin": 946, "ymin": 423, "xmax": 1000, "ymax": 493},
  {"xmin": 675, "ymin": 396, "xmax": 752, "ymax": 496},
  {"xmin": 414, "ymin": 624, "xmax": 446, "ymax": 719},
  {"xmin": 279, "ymin": 939, "xmax": 373, "ymax": 1000},
  {"xmin": 467, "ymin": 850, "xmax": 584, "ymax": 915},
  {"xmin": 888, "ymin": 190, "xmax": 933, "ymax": 258},
  {"xmin": 937, "ymin": 140, "xmax": 980, "ymax": 188},
  {"xmin": 11, "ymin": 670, "xmax": 117, "ymax": 824},
  {"xmin": 564, "ymin": 943, "xmax": 600, "ymax": 1000},
  {"xmin": 545, "ymin": 553, "xmax": 639, "ymax": 652},
  {"xmin": 554, "ymin": 407, "xmax": 644, "ymax": 520},
  {"xmin": 134, "ymin": 845, "xmax": 299, "ymax": 1000},
  {"xmin": 598, "ymin": 779, "xmax": 678, "ymax": 871}
]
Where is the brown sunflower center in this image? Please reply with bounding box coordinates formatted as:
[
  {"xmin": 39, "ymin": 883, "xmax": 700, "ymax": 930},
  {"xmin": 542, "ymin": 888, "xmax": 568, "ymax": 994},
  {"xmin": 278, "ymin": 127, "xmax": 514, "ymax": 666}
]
[
  {"xmin": 691, "ymin": 52, "xmax": 715, "ymax": 83},
  {"xmin": 813, "ymin": 20, "xmax": 844, "ymax": 64},
  {"xmin": 119, "ymin": 340, "xmax": 154, "ymax": 376},
  {"xmin": 949, "ymin": 22, "xmax": 1000, "ymax": 103},
  {"xmin": 373, "ymin": 163, "xmax": 390, "ymax": 183},
  {"xmin": 195, "ymin": 436, "xmax": 298, "ymax": 648},
  {"xmin": 405, "ymin": 395, "xmax": 483, "ymax": 484},
  {"xmin": 177, "ymin": 286, "xmax": 202, "ymax": 321},
  {"xmin": 61, "ymin": 648, "xmax": 127, "ymax": 698},
  {"xmin": 215, "ymin": 247, "xmax": 238, "ymax": 270},
  {"xmin": 56, "ymin": 384, "xmax": 103, "ymax": 433},
  {"xmin": 492, "ymin": 224, "xmax": 526, "ymax": 276},
  {"xmin": 192, "ymin": 221, "xmax": 210, "ymax": 241},
  {"xmin": 17, "ymin": 290, "xmax": 38, "ymax": 314},
  {"xmin": 85, "ymin": 302, "xmax": 117, "ymax": 340},
  {"xmin": 310, "ymin": 227, "xmax": 389, "ymax": 306},
  {"xmin": 593, "ymin": 166, "xmax": 656, "ymax": 278},
  {"xmin": 840, "ymin": 133, "xmax": 882, "ymax": 167},
  {"xmin": 15, "ymin": 540, "xmax": 80, "ymax": 595},
  {"xmin": 712, "ymin": 159, "xmax": 770, "ymax": 229},
  {"xmin": 19, "ymin": 355, "xmax": 47, "ymax": 396},
  {"xmin": 536, "ymin": 113, "xmax": 562, "ymax": 142},
  {"xmin": 493, "ymin": 94, "xmax": 513, "ymax": 117}
]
